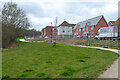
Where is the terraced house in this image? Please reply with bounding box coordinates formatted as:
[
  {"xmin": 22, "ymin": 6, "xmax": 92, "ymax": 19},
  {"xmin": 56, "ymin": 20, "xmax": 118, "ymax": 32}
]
[{"xmin": 74, "ymin": 15, "xmax": 108, "ymax": 39}]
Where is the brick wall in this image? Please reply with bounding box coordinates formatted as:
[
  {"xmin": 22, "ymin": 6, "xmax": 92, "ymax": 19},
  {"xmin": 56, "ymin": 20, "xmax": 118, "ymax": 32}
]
[{"xmin": 74, "ymin": 16, "xmax": 108, "ymax": 39}]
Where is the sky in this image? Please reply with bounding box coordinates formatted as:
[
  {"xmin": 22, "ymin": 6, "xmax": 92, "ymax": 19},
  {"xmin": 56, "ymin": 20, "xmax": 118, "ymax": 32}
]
[{"xmin": 1, "ymin": 0, "xmax": 119, "ymax": 31}]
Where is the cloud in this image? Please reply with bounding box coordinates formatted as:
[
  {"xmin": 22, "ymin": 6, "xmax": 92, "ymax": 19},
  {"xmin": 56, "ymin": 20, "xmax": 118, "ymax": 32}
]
[
  {"xmin": 1, "ymin": 0, "xmax": 119, "ymax": 31},
  {"xmin": 27, "ymin": 14, "xmax": 54, "ymax": 30},
  {"xmin": 105, "ymin": 4, "xmax": 118, "ymax": 12}
]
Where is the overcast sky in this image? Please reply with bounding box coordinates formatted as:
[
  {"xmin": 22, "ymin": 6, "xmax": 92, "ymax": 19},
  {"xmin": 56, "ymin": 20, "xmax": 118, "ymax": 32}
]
[{"xmin": 1, "ymin": 0, "xmax": 119, "ymax": 31}]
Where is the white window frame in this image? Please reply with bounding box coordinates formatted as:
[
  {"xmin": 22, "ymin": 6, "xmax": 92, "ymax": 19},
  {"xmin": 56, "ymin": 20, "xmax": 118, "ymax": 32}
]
[
  {"xmin": 83, "ymin": 28, "xmax": 85, "ymax": 31},
  {"xmin": 86, "ymin": 27, "xmax": 88, "ymax": 31},
  {"xmin": 91, "ymin": 26, "xmax": 94, "ymax": 30},
  {"xmin": 88, "ymin": 22, "xmax": 91, "ymax": 26},
  {"xmin": 79, "ymin": 29, "xmax": 81, "ymax": 32},
  {"xmin": 91, "ymin": 33, "xmax": 94, "ymax": 37}
]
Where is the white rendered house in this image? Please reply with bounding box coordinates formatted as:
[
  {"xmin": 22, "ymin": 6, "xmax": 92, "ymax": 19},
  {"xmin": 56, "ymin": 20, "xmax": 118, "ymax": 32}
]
[{"xmin": 57, "ymin": 21, "xmax": 76, "ymax": 38}]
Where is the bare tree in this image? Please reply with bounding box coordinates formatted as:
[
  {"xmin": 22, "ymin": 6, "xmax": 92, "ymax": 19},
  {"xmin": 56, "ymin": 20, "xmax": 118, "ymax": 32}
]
[{"xmin": 2, "ymin": 2, "xmax": 30, "ymax": 48}]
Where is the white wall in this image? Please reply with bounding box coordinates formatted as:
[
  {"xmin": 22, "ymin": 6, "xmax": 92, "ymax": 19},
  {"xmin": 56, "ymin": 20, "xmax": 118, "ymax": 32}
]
[{"xmin": 57, "ymin": 26, "xmax": 73, "ymax": 35}]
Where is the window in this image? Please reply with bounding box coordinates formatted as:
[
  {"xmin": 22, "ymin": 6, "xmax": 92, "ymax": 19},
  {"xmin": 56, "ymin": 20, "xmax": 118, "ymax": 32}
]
[
  {"xmin": 88, "ymin": 22, "xmax": 91, "ymax": 26},
  {"xmin": 86, "ymin": 27, "xmax": 88, "ymax": 31},
  {"xmin": 79, "ymin": 29, "xmax": 81, "ymax": 32},
  {"xmin": 52, "ymin": 28, "xmax": 54, "ymax": 31},
  {"xmin": 63, "ymin": 30, "xmax": 65, "ymax": 33},
  {"xmin": 91, "ymin": 33, "xmax": 94, "ymax": 37},
  {"xmin": 83, "ymin": 28, "xmax": 85, "ymax": 31},
  {"xmin": 91, "ymin": 25, "xmax": 94, "ymax": 30}
]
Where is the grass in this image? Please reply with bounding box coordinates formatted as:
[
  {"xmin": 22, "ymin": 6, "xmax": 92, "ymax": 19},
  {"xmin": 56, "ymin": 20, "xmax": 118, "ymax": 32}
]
[
  {"xmin": 53, "ymin": 38, "xmax": 118, "ymax": 49},
  {"xmin": 2, "ymin": 42, "xmax": 118, "ymax": 78},
  {"xmin": 76, "ymin": 39, "xmax": 118, "ymax": 49}
]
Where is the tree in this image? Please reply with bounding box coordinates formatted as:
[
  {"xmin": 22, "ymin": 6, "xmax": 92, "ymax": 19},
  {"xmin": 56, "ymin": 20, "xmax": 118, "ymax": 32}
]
[
  {"xmin": 2, "ymin": 2, "xmax": 30, "ymax": 48},
  {"xmin": 2, "ymin": 2, "xmax": 30, "ymax": 29}
]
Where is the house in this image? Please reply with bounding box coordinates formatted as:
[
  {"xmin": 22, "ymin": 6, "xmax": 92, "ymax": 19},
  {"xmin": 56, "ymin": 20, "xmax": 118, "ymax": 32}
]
[
  {"xmin": 74, "ymin": 15, "xmax": 108, "ymax": 39},
  {"xmin": 57, "ymin": 20, "xmax": 76, "ymax": 38},
  {"xmin": 41, "ymin": 26, "xmax": 57, "ymax": 38},
  {"xmin": 112, "ymin": 18, "xmax": 120, "ymax": 26},
  {"xmin": 108, "ymin": 21, "xmax": 116, "ymax": 26}
]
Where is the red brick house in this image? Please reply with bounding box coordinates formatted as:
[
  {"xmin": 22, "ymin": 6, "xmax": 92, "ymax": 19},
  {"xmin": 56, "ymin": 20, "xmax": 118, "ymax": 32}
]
[
  {"xmin": 108, "ymin": 21, "xmax": 116, "ymax": 26},
  {"xmin": 109, "ymin": 18, "xmax": 120, "ymax": 26},
  {"xmin": 74, "ymin": 15, "xmax": 108, "ymax": 39},
  {"xmin": 41, "ymin": 26, "xmax": 57, "ymax": 38}
]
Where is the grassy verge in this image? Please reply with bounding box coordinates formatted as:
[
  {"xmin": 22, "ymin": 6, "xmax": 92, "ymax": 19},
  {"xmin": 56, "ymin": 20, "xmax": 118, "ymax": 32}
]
[
  {"xmin": 75, "ymin": 39, "xmax": 118, "ymax": 49},
  {"xmin": 2, "ymin": 42, "xmax": 118, "ymax": 78}
]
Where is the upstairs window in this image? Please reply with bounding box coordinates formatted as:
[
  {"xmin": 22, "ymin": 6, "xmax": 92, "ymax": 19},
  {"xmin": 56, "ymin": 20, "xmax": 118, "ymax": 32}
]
[
  {"xmin": 79, "ymin": 29, "xmax": 81, "ymax": 32},
  {"xmin": 91, "ymin": 25, "xmax": 94, "ymax": 30},
  {"xmin": 86, "ymin": 27, "xmax": 88, "ymax": 31},
  {"xmin": 83, "ymin": 28, "xmax": 85, "ymax": 31},
  {"xmin": 87, "ymin": 22, "xmax": 91, "ymax": 26}
]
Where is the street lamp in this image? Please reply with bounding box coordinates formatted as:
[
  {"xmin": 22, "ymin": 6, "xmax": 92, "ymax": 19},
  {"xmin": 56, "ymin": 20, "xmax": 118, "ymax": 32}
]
[
  {"xmin": 104, "ymin": 35, "xmax": 108, "ymax": 48},
  {"xmin": 32, "ymin": 29, "xmax": 35, "ymax": 39},
  {"xmin": 50, "ymin": 22, "xmax": 53, "ymax": 43}
]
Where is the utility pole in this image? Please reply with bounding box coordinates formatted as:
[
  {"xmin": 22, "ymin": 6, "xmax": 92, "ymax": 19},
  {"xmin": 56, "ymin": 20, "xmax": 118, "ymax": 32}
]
[
  {"xmin": 51, "ymin": 22, "xmax": 52, "ymax": 27},
  {"xmin": 54, "ymin": 16, "xmax": 57, "ymax": 39},
  {"xmin": 50, "ymin": 22, "xmax": 52, "ymax": 43},
  {"xmin": 32, "ymin": 29, "xmax": 34, "ymax": 39}
]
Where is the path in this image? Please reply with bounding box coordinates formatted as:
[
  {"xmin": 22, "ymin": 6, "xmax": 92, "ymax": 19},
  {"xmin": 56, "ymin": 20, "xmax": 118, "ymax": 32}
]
[
  {"xmin": 19, "ymin": 39, "xmax": 119, "ymax": 78},
  {"xmin": 19, "ymin": 39, "xmax": 44, "ymax": 42},
  {"xmin": 74, "ymin": 45, "xmax": 119, "ymax": 78},
  {"xmin": 19, "ymin": 39, "xmax": 31, "ymax": 42}
]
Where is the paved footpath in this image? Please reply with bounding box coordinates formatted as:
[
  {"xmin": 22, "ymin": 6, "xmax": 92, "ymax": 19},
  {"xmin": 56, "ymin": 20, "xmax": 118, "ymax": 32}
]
[
  {"xmin": 19, "ymin": 39, "xmax": 31, "ymax": 42},
  {"xmin": 19, "ymin": 39, "xmax": 44, "ymax": 42},
  {"xmin": 74, "ymin": 45, "xmax": 119, "ymax": 78},
  {"xmin": 19, "ymin": 39, "xmax": 119, "ymax": 78}
]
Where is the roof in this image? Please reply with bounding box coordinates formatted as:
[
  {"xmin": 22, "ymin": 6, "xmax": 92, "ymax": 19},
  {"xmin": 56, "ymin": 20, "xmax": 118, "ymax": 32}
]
[
  {"xmin": 109, "ymin": 21, "xmax": 116, "ymax": 24},
  {"xmin": 75, "ymin": 15, "xmax": 103, "ymax": 29},
  {"xmin": 59, "ymin": 21, "xmax": 69, "ymax": 26},
  {"xmin": 45, "ymin": 26, "xmax": 58, "ymax": 29},
  {"xmin": 69, "ymin": 24, "xmax": 76, "ymax": 26},
  {"xmin": 42, "ymin": 26, "xmax": 58, "ymax": 31},
  {"xmin": 59, "ymin": 21, "xmax": 76, "ymax": 27},
  {"xmin": 112, "ymin": 18, "xmax": 120, "ymax": 26}
]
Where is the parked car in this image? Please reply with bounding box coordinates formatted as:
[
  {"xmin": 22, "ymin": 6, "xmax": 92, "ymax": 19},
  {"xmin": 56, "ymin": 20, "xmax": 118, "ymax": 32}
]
[{"xmin": 44, "ymin": 36, "xmax": 48, "ymax": 38}]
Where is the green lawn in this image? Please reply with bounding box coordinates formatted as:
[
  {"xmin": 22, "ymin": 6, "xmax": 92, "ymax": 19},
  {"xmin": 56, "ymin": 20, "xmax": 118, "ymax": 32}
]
[{"xmin": 2, "ymin": 42, "xmax": 118, "ymax": 78}]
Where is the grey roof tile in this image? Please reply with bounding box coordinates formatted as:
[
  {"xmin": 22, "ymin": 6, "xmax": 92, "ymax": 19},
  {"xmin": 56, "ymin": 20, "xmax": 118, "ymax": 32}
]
[{"xmin": 75, "ymin": 15, "xmax": 103, "ymax": 29}]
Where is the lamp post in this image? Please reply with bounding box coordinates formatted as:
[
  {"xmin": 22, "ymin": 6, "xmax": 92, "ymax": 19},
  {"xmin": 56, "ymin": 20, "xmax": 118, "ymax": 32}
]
[
  {"xmin": 74, "ymin": 27, "xmax": 76, "ymax": 45},
  {"xmin": 32, "ymin": 29, "xmax": 35, "ymax": 39},
  {"xmin": 50, "ymin": 22, "xmax": 52, "ymax": 43},
  {"xmin": 104, "ymin": 35, "xmax": 108, "ymax": 48}
]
